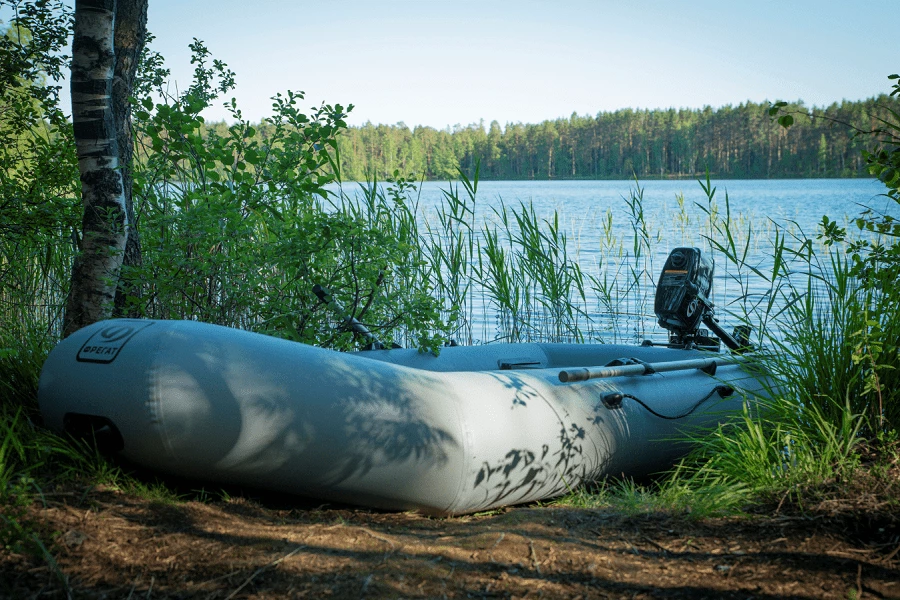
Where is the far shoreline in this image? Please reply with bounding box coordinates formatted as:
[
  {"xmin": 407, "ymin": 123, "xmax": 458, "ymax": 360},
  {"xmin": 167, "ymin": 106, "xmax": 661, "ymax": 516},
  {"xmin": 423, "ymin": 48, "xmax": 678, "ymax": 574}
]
[{"xmin": 335, "ymin": 175, "xmax": 878, "ymax": 183}]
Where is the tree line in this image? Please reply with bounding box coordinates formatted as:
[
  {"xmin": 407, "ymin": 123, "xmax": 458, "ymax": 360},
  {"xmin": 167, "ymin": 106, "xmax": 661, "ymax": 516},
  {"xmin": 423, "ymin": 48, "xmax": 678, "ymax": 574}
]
[{"xmin": 330, "ymin": 96, "xmax": 900, "ymax": 181}]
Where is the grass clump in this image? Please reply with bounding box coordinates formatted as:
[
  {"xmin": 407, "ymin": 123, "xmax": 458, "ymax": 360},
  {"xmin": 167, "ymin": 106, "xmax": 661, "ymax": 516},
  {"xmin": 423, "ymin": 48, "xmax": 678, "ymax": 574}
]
[
  {"xmin": 551, "ymin": 134, "xmax": 899, "ymax": 516},
  {"xmin": 674, "ymin": 190, "xmax": 899, "ymax": 512},
  {"xmin": 554, "ymin": 475, "xmax": 748, "ymax": 519},
  {"xmin": 557, "ymin": 167, "xmax": 900, "ymax": 518}
]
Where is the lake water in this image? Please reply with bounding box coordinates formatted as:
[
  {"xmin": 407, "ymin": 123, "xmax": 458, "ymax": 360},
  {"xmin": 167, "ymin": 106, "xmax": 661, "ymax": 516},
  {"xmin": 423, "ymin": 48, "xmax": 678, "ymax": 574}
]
[
  {"xmin": 415, "ymin": 178, "xmax": 890, "ymax": 224},
  {"xmin": 331, "ymin": 178, "xmax": 895, "ymax": 345}
]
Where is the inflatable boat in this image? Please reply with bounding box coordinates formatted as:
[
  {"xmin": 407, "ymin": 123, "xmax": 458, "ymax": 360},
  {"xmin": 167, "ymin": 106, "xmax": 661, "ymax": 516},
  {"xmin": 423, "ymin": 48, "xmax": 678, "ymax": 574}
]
[{"xmin": 37, "ymin": 248, "xmax": 770, "ymax": 515}]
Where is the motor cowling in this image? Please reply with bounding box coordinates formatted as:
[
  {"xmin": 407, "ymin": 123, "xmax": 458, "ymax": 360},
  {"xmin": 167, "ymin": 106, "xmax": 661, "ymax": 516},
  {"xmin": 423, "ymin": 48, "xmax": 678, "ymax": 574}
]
[{"xmin": 654, "ymin": 247, "xmax": 714, "ymax": 336}]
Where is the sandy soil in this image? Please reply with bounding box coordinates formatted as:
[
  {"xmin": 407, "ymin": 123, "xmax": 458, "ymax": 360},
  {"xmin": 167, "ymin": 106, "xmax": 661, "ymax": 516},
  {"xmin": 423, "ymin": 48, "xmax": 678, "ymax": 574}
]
[{"xmin": 3, "ymin": 483, "xmax": 899, "ymax": 600}]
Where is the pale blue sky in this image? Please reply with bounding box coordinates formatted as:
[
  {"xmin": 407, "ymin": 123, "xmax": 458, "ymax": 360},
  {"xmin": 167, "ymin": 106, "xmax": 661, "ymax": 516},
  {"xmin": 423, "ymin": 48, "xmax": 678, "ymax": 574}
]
[{"xmin": 10, "ymin": 0, "xmax": 899, "ymax": 128}]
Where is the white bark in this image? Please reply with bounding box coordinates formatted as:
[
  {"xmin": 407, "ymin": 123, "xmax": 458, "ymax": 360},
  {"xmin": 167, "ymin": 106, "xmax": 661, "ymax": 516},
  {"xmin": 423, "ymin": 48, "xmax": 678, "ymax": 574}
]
[{"xmin": 64, "ymin": 0, "xmax": 129, "ymax": 337}]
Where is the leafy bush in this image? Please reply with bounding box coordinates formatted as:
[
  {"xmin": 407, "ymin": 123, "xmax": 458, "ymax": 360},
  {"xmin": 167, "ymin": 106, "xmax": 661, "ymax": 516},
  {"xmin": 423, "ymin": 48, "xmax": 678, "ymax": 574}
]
[
  {"xmin": 0, "ymin": 0, "xmax": 78, "ymax": 348},
  {"xmin": 128, "ymin": 41, "xmax": 448, "ymax": 352}
]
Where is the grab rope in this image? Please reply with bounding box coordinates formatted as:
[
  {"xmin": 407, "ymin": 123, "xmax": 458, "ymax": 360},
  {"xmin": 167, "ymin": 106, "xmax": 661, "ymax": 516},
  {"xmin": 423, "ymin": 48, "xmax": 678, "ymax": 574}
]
[{"xmin": 602, "ymin": 384, "xmax": 735, "ymax": 420}]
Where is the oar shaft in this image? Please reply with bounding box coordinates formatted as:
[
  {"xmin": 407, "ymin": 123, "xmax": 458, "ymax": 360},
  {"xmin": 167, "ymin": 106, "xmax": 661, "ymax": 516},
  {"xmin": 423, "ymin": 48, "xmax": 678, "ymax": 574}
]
[{"xmin": 558, "ymin": 357, "xmax": 735, "ymax": 383}]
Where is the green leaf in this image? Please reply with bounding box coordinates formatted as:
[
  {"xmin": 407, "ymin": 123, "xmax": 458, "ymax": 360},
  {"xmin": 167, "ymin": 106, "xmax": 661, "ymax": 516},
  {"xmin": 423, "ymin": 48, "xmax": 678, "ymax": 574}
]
[
  {"xmin": 777, "ymin": 115, "xmax": 794, "ymax": 128},
  {"xmin": 767, "ymin": 101, "xmax": 788, "ymax": 116}
]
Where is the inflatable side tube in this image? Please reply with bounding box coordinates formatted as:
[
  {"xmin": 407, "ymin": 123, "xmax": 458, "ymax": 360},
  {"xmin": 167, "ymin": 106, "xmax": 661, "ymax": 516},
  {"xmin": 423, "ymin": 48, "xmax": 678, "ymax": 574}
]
[{"xmin": 39, "ymin": 319, "xmax": 767, "ymax": 515}]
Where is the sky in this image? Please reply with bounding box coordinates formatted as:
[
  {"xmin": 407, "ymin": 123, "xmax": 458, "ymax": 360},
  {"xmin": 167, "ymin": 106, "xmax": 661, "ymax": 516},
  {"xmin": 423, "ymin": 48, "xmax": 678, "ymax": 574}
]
[{"xmin": 9, "ymin": 0, "xmax": 898, "ymax": 129}]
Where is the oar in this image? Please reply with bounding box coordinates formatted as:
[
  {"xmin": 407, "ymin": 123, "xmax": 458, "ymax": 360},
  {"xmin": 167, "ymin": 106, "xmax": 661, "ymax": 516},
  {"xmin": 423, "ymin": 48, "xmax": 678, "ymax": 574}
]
[
  {"xmin": 313, "ymin": 284, "xmax": 389, "ymax": 350},
  {"xmin": 558, "ymin": 356, "xmax": 741, "ymax": 383}
]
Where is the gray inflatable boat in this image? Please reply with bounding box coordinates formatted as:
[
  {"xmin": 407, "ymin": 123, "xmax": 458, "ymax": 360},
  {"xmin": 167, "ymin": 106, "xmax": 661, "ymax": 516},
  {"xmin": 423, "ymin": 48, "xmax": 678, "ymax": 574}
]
[{"xmin": 38, "ymin": 317, "xmax": 765, "ymax": 516}]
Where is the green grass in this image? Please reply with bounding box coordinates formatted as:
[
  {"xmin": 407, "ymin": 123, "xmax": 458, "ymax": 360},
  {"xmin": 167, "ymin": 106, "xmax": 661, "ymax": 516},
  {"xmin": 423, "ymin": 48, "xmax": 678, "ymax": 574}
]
[
  {"xmin": 553, "ymin": 174, "xmax": 899, "ymax": 515},
  {"xmin": 552, "ymin": 473, "xmax": 749, "ymax": 519}
]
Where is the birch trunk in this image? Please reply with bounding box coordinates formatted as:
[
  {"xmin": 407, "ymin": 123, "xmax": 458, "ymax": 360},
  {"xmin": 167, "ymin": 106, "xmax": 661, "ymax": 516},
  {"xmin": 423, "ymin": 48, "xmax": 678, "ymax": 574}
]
[
  {"xmin": 64, "ymin": 0, "xmax": 127, "ymax": 337},
  {"xmin": 111, "ymin": 0, "xmax": 148, "ymax": 317}
]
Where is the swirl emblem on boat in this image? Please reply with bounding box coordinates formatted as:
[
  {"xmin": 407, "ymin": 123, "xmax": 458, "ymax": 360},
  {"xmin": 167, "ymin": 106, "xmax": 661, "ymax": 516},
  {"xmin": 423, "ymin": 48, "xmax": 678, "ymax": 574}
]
[{"xmin": 76, "ymin": 320, "xmax": 153, "ymax": 364}]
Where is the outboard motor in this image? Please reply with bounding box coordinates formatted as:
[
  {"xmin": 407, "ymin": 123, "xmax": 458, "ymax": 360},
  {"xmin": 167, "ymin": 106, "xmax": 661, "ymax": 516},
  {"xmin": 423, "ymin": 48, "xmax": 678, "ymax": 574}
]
[
  {"xmin": 650, "ymin": 247, "xmax": 752, "ymax": 353},
  {"xmin": 655, "ymin": 247, "xmax": 714, "ymax": 336}
]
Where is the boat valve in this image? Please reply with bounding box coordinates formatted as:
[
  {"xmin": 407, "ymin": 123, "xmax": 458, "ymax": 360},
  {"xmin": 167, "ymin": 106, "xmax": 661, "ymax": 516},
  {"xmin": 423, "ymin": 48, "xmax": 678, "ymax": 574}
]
[{"xmin": 602, "ymin": 392, "xmax": 624, "ymax": 410}]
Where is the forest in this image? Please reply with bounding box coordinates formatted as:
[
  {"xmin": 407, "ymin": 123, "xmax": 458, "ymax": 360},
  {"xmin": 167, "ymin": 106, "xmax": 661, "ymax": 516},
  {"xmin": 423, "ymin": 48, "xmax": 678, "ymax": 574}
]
[{"xmin": 315, "ymin": 96, "xmax": 899, "ymax": 181}]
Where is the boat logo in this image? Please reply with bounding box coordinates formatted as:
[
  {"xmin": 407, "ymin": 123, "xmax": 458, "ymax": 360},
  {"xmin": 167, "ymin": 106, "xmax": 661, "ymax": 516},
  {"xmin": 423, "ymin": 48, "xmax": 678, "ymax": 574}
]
[{"xmin": 77, "ymin": 321, "xmax": 154, "ymax": 364}]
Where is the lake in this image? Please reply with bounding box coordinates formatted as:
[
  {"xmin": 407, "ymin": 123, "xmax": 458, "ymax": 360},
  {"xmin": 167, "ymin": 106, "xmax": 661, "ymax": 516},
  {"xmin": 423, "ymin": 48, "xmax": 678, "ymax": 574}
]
[{"xmin": 330, "ymin": 178, "xmax": 895, "ymax": 345}]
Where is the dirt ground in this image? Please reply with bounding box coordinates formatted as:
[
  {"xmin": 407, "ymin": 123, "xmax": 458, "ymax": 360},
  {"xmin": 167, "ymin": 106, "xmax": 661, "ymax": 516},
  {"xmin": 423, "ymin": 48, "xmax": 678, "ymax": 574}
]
[{"xmin": 3, "ymin": 482, "xmax": 900, "ymax": 600}]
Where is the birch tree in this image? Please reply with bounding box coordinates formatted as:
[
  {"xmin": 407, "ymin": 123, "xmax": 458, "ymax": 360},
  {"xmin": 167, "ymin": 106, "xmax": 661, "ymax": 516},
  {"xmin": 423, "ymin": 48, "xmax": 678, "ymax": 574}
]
[
  {"xmin": 111, "ymin": 0, "xmax": 147, "ymax": 315},
  {"xmin": 64, "ymin": 0, "xmax": 146, "ymax": 335}
]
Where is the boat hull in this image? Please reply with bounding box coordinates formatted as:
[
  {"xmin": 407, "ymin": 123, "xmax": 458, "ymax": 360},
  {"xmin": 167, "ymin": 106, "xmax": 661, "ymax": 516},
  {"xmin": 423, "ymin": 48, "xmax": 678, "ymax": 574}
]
[{"xmin": 38, "ymin": 319, "xmax": 767, "ymax": 515}]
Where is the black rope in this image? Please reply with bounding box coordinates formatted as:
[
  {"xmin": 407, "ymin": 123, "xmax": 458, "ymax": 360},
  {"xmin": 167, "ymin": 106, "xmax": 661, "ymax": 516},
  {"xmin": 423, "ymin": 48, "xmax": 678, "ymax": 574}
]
[{"xmin": 619, "ymin": 385, "xmax": 735, "ymax": 420}]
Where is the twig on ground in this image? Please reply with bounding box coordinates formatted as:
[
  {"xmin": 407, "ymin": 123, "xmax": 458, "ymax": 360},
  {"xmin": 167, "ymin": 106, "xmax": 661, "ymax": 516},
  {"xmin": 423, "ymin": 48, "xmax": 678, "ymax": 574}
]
[
  {"xmin": 355, "ymin": 526, "xmax": 397, "ymax": 549},
  {"xmin": 529, "ymin": 540, "xmax": 542, "ymax": 576},
  {"xmin": 489, "ymin": 532, "xmax": 506, "ymax": 552},
  {"xmin": 643, "ymin": 536, "xmax": 672, "ymax": 554},
  {"xmin": 223, "ymin": 545, "xmax": 305, "ymax": 600},
  {"xmin": 878, "ymin": 542, "xmax": 900, "ymax": 564},
  {"xmin": 619, "ymin": 536, "xmax": 640, "ymax": 556},
  {"xmin": 856, "ymin": 563, "xmax": 863, "ymax": 599}
]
